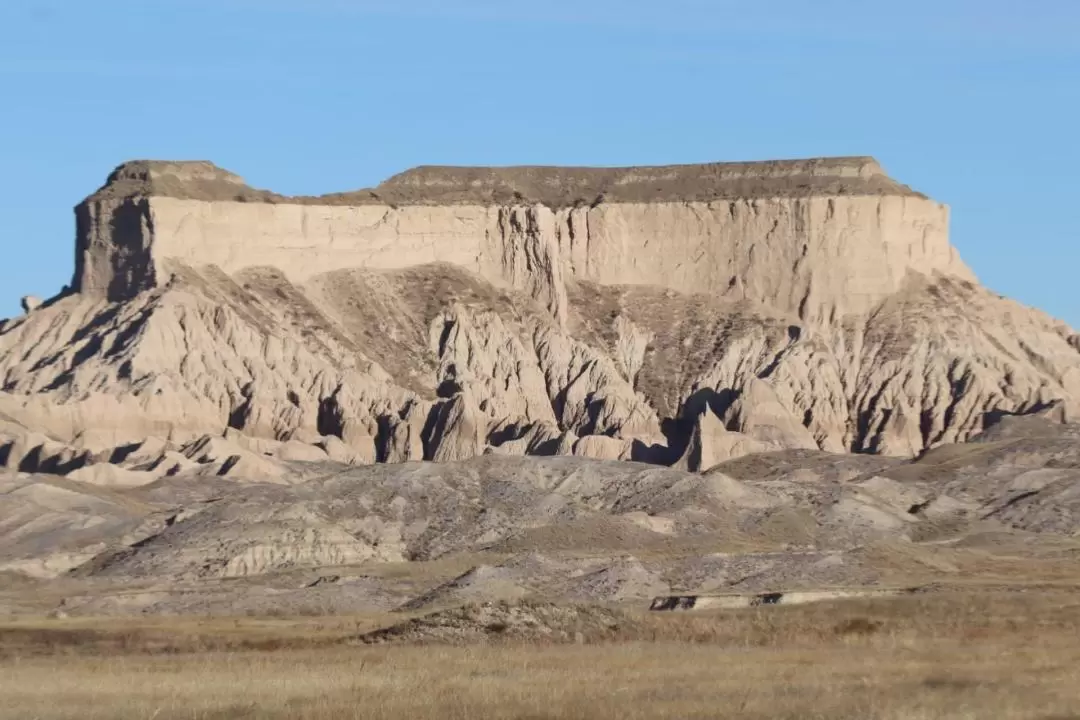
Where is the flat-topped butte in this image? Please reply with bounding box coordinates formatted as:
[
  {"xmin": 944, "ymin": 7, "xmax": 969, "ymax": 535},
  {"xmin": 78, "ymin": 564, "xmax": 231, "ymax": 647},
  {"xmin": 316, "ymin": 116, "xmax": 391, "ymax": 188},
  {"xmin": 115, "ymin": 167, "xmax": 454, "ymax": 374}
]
[
  {"xmin": 87, "ymin": 156, "xmax": 924, "ymax": 208},
  {"xmin": 73, "ymin": 155, "xmax": 963, "ymax": 328}
]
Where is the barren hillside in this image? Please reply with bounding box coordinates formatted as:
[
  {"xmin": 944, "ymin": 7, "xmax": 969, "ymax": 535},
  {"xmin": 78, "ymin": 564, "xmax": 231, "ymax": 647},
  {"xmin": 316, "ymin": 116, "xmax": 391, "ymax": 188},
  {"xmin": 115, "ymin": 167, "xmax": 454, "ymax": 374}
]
[{"xmin": 3, "ymin": 157, "xmax": 1080, "ymax": 614}]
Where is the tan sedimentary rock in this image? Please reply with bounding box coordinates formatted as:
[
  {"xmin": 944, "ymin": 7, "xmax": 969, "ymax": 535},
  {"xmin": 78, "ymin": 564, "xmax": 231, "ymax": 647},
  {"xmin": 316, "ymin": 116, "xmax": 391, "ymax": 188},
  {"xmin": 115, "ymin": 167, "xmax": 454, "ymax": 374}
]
[
  {"xmin": 140, "ymin": 450, "xmax": 198, "ymax": 477},
  {"xmin": 724, "ymin": 378, "xmax": 820, "ymax": 450},
  {"xmin": 675, "ymin": 406, "xmax": 769, "ymax": 472},
  {"xmin": 425, "ymin": 391, "xmax": 488, "ymax": 463},
  {"xmin": 66, "ymin": 463, "xmax": 158, "ymax": 488},
  {"xmin": 180, "ymin": 434, "xmax": 290, "ymax": 483},
  {"xmin": 0, "ymin": 428, "xmax": 89, "ymax": 474},
  {"xmin": 73, "ymin": 158, "xmax": 972, "ymax": 327},
  {"xmin": 572, "ymin": 435, "xmax": 635, "ymax": 461},
  {"xmin": 274, "ymin": 440, "xmax": 331, "ymax": 463},
  {"xmin": 316, "ymin": 436, "xmax": 367, "ymax": 465},
  {"xmin": 0, "ymin": 156, "xmax": 1077, "ymax": 469}
]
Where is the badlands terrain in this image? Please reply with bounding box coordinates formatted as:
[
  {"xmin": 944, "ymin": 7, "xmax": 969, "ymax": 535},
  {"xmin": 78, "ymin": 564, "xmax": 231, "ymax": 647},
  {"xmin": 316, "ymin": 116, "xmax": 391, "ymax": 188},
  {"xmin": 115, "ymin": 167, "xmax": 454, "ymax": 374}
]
[{"xmin": 4, "ymin": 157, "xmax": 1080, "ymax": 718}]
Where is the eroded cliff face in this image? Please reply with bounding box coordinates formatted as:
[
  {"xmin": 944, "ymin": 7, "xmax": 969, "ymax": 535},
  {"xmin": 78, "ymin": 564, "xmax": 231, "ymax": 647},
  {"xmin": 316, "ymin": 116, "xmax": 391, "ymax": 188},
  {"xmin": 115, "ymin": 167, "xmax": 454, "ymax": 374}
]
[
  {"xmin": 73, "ymin": 158, "xmax": 972, "ymax": 328},
  {"xmin": 2, "ymin": 157, "xmax": 1076, "ymax": 475}
]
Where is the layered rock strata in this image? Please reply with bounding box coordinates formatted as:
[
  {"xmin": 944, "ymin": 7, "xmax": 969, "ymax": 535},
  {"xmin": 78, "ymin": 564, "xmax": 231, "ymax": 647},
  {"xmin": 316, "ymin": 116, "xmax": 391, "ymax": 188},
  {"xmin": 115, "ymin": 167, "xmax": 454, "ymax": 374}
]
[
  {"xmin": 74, "ymin": 158, "xmax": 972, "ymax": 327},
  {"xmin": 2, "ymin": 157, "xmax": 1078, "ymax": 469}
]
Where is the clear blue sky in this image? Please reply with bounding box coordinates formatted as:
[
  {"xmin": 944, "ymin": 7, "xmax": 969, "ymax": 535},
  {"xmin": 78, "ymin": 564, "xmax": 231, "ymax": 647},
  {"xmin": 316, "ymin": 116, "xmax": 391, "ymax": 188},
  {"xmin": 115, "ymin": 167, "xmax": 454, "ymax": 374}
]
[{"xmin": 1, "ymin": 1, "xmax": 1078, "ymax": 323}]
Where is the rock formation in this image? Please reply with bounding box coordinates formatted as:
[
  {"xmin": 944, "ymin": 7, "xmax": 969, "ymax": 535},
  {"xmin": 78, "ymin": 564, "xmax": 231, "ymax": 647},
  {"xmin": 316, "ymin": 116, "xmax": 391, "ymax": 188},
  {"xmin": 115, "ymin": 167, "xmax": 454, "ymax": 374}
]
[
  {"xmin": 3, "ymin": 156, "xmax": 1080, "ymax": 472},
  {"xmin": 74, "ymin": 158, "xmax": 970, "ymax": 326},
  {"xmin": 19, "ymin": 296, "xmax": 42, "ymax": 314},
  {"xmin": 7, "ymin": 419, "xmax": 1080, "ymax": 612}
]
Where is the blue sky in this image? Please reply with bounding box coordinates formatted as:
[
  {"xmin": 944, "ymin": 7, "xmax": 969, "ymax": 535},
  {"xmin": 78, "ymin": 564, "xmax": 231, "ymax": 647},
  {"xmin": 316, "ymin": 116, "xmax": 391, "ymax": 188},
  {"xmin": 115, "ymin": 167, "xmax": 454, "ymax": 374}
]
[{"xmin": 1, "ymin": 0, "xmax": 1078, "ymax": 323}]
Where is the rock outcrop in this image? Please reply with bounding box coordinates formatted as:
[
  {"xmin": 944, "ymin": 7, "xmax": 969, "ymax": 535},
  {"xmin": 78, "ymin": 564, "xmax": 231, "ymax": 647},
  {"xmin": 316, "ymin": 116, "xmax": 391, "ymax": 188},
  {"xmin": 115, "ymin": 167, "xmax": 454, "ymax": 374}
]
[
  {"xmin": 2, "ymin": 156, "xmax": 1079, "ymax": 468},
  {"xmin": 74, "ymin": 157, "xmax": 972, "ymax": 328},
  {"xmin": 8, "ymin": 425, "xmax": 1080, "ymax": 609},
  {"xmin": 19, "ymin": 296, "xmax": 42, "ymax": 314}
]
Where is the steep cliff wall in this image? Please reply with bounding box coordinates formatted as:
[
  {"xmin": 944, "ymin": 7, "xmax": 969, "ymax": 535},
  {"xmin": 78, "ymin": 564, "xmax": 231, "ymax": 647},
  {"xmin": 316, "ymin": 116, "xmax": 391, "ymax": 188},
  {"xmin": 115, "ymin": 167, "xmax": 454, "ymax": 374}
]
[
  {"xmin": 7, "ymin": 155, "xmax": 1072, "ymax": 472},
  {"xmin": 73, "ymin": 158, "xmax": 973, "ymax": 326}
]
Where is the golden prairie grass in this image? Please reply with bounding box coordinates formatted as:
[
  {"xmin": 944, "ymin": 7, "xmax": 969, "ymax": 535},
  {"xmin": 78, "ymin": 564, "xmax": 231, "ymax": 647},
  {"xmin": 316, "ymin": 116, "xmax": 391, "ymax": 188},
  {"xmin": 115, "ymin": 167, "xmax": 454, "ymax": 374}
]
[{"xmin": 3, "ymin": 591, "xmax": 1080, "ymax": 719}]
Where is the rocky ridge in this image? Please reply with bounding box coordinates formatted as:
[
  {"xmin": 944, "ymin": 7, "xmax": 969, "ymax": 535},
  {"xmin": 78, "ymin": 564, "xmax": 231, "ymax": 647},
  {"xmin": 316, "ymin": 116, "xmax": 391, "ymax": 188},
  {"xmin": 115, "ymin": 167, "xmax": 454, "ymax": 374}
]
[
  {"xmin": 3, "ymin": 157, "xmax": 1079, "ymax": 474},
  {"xmin": 5, "ymin": 414, "xmax": 1080, "ymax": 616},
  {"xmin": 4, "ymin": 155, "xmax": 1080, "ymax": 618}
]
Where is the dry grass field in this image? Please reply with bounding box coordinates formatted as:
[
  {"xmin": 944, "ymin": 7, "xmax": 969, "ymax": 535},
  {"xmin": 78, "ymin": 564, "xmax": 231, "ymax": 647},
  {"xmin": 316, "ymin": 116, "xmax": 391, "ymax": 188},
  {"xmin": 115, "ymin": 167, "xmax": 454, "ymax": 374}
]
[{"xmin": 3, "ymin": 591, "xmax": 1080, "ymax": 719}]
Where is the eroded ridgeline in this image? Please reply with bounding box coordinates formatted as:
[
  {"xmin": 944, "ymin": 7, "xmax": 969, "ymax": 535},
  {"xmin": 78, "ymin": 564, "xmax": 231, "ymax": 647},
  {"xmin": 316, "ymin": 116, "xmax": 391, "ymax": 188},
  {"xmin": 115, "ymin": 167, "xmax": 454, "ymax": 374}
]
[{"xmin": 72, "ymin": 157, "xmax": 973, "ymax": 328}]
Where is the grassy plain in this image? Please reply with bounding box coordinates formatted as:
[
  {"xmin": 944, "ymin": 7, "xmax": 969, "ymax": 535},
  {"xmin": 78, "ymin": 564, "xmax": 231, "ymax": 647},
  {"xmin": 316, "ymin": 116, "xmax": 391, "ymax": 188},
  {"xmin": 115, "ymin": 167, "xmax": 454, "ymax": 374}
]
[{"xmin": 3, "ymin": 591, "xmax": 1080, "ymax": 720}]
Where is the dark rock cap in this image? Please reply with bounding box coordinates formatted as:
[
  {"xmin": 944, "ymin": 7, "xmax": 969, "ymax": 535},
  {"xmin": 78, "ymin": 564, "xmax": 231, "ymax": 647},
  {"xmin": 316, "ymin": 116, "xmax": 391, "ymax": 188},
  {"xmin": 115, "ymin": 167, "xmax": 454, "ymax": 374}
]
[{"xmin": 83, "ymin": 156, "xmax": 926, "ymax": 208}]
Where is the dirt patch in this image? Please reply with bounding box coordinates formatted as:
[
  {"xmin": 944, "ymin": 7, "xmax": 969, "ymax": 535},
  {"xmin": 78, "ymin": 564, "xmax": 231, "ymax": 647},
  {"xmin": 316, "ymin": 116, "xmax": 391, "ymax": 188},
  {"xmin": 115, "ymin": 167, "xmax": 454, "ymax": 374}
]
[{"xmin": 356, "ymin": 600, "xmax": 629, "ymax": 645}]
